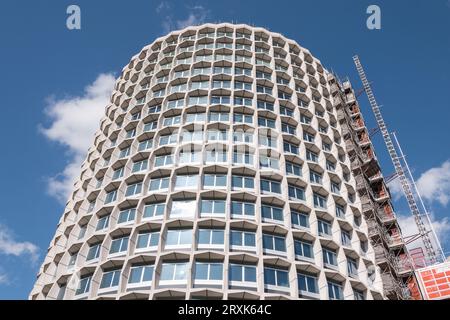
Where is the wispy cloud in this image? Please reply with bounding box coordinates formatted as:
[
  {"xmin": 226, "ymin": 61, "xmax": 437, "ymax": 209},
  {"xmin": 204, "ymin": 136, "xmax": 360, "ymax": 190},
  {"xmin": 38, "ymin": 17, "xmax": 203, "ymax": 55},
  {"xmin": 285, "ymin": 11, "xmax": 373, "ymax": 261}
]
[
  {"xmin": 416, "ymin": 160, "xmax": 450, "ymax": 206},
  {"xmin": 0, "ymin": 224, "xmax": 39, "ymax": 263},
  {"xmin": 0, "ymin": 273, "xmax": 8, "ymax": 285},
  {"xmin": 397, "ymin": 213, "xmax": 450, "ymax": 244},
  {"xmin": 157, "ymin": 2, "xmax": 210, "ymax": 34},
  {"xmin": 40, "ymin": 73, "xmax": 116, "ymax": 203},
  {"xmin": 388, "ymin": 160, "xmax": 450, "ymax": 207}
]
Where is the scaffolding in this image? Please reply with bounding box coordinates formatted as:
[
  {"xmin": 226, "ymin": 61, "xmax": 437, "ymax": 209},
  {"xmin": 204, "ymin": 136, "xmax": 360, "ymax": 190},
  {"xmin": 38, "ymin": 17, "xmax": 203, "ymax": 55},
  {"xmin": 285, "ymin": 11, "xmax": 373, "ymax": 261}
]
[
  {"xmin": 329, "ymin": 73, "xmax": 412, "ymax": 299},
  {"xmin": 352, "ymin": 55, "xmax": 445, "ymax": 266}
]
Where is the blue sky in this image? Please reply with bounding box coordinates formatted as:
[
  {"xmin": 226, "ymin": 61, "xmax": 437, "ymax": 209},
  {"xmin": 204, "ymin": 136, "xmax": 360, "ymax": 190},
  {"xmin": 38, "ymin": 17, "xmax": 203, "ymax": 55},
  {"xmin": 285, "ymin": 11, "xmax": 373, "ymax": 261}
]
[{"xmin": 0, "ymin": 0, "xmax": 449, "ymax": 299}]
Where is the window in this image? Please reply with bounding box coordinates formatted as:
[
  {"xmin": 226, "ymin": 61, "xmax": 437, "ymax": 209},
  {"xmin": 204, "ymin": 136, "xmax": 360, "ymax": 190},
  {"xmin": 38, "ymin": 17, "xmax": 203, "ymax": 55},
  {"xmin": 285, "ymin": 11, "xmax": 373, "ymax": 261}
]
[
  {"xmin": 286, "ymin": 162, "xmax": 302, "ymax": 176},
  {"xmin": 256, "ymin": 70, "xmax": 271, "ymax": 80},
  {"xmin": 207, "ymin": 129, "xmax": 228, "ymax": 141},
  {"xmin": 335, "ymin": 204, "xmax": 345, "ymax": 218},
  {"xmin": 163, "ymin": 116, "xmax": 181, "ymax": 126},
  {"xmin": 233, "ymin": 113, "xmax": 253, "ymax": 124},
  {"xmin": 341, "ymin": 230, "xmax": 352, "ymax": 247},
  {"xmin": 166, "ymin": 229, "xmax": 192, "ymax": 248},
  {"xmin": 323, "ymin": 248, "xmax": 338, "ymax": 268},
  {"xmin": 322, "ymin": 142, "xmax": 332, "ymax": 152},
  {"xmin": 200, "ymin": 199, "xmax": 225, "ymax": 217},
  {"xmin": 213, "ymin": 80, "xmax": 231, "ymax": 89},
  {"xmin": 206, "ymin": 150, "xmax": 227, "ymax": 163},
  {"xmin": 261, "ymin": 205, "xmax": 283, "ymax": 222},
  {"xmin": 119, "ymin": 147, "xmax": 130, "ymax": 158},
  {"xmin": 291, "ymin": 211, "xmax": 309, "ymax": 229},
  {"xmin": 78, "ymin": 224, "xmax": 87, "ymax": 240},
  {"xmin": 109, "ymin": 236, "xmax": 129, "ymax": 255},
  {"xmin": 331, "ymin": 182, "xmax": 340, "ymax": 194},
  {"xmin": 235, "ymin": 81, "xmax": 252, "ymax": 91},
  {"xmin": 283, "ymin": 141, "xmax": 299, "ymax": 154},
  {"xmin": 211, "ymin": 95, "xmax": 231, "ymax": 105},
  {"xmin": 260, "ymin": 179, "xmax": 281, "ymax": 194},
  {"xmin": 175, "ymin": 174, "xmax": 199, "ymax": 189},
  {"xmin": 328, "ymin": 280, "xmax": 344, "ymax": 300},
  {"xmin": 280, "ymin": 106, "xmax": 294, "ymax": 117},
  {"xmin": 148, "ymin": 105, "xmax": 161, "ymax": 114},
  {"xmin": 75, "ymin": 274, "xmax": 92, "ymax": 296},
  {"xmin": 303, "ymin": 132, "xmax": 315, "ymax": 143},
  {"xmin": 190, "ymin": 81, "xmax": 209, "ymax": 90},
  {"xmin": 310, "ymin": 170, "xmax": 322, "ymax": 185},
  {"xmin": 231, "ymin": 201, "xmax": 255, "ymax": 219},
  {"xmin": 203, "ymin": 174, "xmax": 227, "ymax": 188},
  {"xmin": 258, "ymin": 117, "xmax": 276, "ymax": 129},
  {"xmin": 125, "ymin": 182, "xmax": 142, "ymax": 197},
  {"xmin": 282, "ymin": 123, "xmax": 296, "ymax": 135},
  {"xmin": 56, "ymin": 285, "xmax": 66, "ymax": 300},
  {"xmin": 229, "ymin": 264, "xmax": 257, "ymax": 285},
  {"xmin": 118, "ymin": 208, "xmax": 136, "ymax": 224},
  {"xmin": 264, "ymin": 267, "xmax": 289, "ymax": 288},
  {"xmin": 68, "ymin": 252, "xmax": 77, "ymax": 268},
  {"xmin": 193, "ymin": 67, "xmax": 212, "ymax": 76},
  {"xmin": 198, "ymin": 229, "xmax": 224, "ymax": 247},
  {"xmin": 154, "ymin": 154, "xmax": 173, "ymax": 167},
  {"xmin": 326, "ymin": 161, "xmax": 336, "ymax": 172},
  {"xmin": 258, "ymin": 134, "xmax": 277, "ymax": 148},
  {"xmin": 259, "ymin": 155, "xmax": 279, "ymax": 170},
  {"xmin": 132, "ymin": 159, "xmax": 148, "ymax": 173},
  {"xmin": 179, "ymin": 150, "xmax": 202, "ymax": 164},
  {"xmin": 213, "ymin": 66, "xmax": 231, "ymax": 74},
  {"xmin": 353, "ymin": 289, "xmax": 365, "ymax": 300},
  {"xmin": 182, "ymin": 130, "xmax": 203, "ymax": 142},
  {"xmin": 86, "ymin": 243, "xmax": 101, "ymax": 261},
  {"xmin": 233, "ymin": 151, "xmax": 253, "ymax": 165},
  {"xmin": 160, "ymin": 262, "xmax": 189, "ymax": 283},
  {"xmin": 318, "ymin": 219, "xmax": 332, "ymax": 237},
  {"xmin": 298, "ymin": 273, "xmax": 319, "ymax": 296},
  {"xmin": 194, "ymin": 262, "xmax": 223, "ymax": 282},
  {"xmin": 159, "ymin": 133, "xmax": 177, "ymax": 146},
  {"xmin": 126, "ymin": 128, "xmax": 136, "ymax": 139},
  {"xmin": 234, "ymin": 67, "xmax": 252, "ymax": 76},
  {"xmin": 231, "ymin": 175, "xmax": 254, "ymax": 189},
  {"xmin": 143, "ymin": 202, "xmax": 165, "ymax": 219},
  {"xmin": 262, "ymin": 234, "xmax": 286, "ymax": 254},
  {"xmin": 300, "ymin": 114, "xmax": 311, "ymax": 124},
  {"xmin": 347, "ymin": 257, "xmax": 358, "ymax": 277},
  {"xmin": 313, "ymin": 193, "xmax": 327, "ymax": 209},
  {"xmin": 306, "ymin": 150, "xmax": 319, "ymax": 163},
  {"xmin": 105, "ymin": 189, "xmax": 117, "ymax": 204},
  {"xmin": 257, "ymin": 100, "xmax": 274, "ymax": 111},
  {"xmin": 234, "ymin": 97, "xmax": 253, "ymax": 106},
  {"xmin": 149, "ymin": 177, "xmax": 169, "ymax": 192},
  {"xmin": 96, "ymin": 215, "xmax": 110, "ymax": 231},
  {"xmin": 294, "ymin": 240, "xmax": 313, "ymax": 260},
  {"xmin": 167, "ymin": 98, "xmax": 184, "ymax": 109},
  {"xmin": 233, "ymin": 131, "xmax": 253, "ymax": 143},
  {"xmin": 138, "ymin": 139, "xmax": 153, "ymax": 151},
  {"xmin": 230, "ymin": 230, "xmax": 256, "ymax": 249},
  {"xmin": 170, "ymin": 200, "xmax": 196, "ymax": 218},
  {"xmin": 256, "ymin": 85, "xmax": 273, "ymax": 95},
  {"xmin": 136, "ymin": 231, "xmax": 160, "ymax": 251},
  {"xmin": 128, "ymin": 264, "xmax": 154, "ymax": 285},
  {"xmin": 99, "ymin": 269, "xmax": 121, "ymax": 289},
  {"xmin": 288, "ymin": 184, "xmax": 305, "ymax": 201},
  {"xmin": 112, "ymin": 167, "xmax": 124, "ymax": 180},
  {"xmin": 188, "ymin": 96, "xmax": 208, "ymax": 106}
]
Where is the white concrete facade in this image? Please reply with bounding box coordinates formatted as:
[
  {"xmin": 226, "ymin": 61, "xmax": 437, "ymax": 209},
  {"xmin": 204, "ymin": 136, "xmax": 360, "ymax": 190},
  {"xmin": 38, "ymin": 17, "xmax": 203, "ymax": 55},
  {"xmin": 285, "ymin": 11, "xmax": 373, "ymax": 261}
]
[{"xmin": 30, "ymin": 23, "xmax": 385, "ymax": 300}]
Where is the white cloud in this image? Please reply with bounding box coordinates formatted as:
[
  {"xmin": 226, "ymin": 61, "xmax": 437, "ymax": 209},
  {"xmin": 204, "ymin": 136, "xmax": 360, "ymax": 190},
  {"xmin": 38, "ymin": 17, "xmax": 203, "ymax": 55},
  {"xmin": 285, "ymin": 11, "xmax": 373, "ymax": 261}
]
[
  {"xmin": 40, "ymin": 73, "xmax": 116, "ymax": 202},
  {"xmin": 416, "ymin": 160, "xmax": 450, "ymax": 206},
  {"xmin": 0, "ymin": 273, "xmax": 8, "ymax": 285},
  {"xmin": 397, "ymin": 213, "xmax": 450, "ymax": 253},
  {"xmin": 157, "ymin": 3, "xmax": 210, "ymax": 33},
  {"xmin": 0, "ymin": 224, "xmax": 39, "ymax": 263},
  {"xmin": 387, "ymin": 178, "xmax": 403, "ymax": 201}
]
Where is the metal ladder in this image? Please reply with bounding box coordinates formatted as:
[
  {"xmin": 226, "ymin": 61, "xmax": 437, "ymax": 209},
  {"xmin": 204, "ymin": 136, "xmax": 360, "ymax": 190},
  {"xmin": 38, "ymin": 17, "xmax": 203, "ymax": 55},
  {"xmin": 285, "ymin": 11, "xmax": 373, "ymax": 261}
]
[{"xmin": 352, "ymin": 55, "xmax": 438, "ymax": 264}]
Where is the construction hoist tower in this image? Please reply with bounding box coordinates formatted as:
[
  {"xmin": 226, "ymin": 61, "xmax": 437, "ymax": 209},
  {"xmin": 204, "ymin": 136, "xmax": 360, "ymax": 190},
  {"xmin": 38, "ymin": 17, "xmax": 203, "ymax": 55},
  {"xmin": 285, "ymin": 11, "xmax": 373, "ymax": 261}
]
[{"xmin": 352, "ymin": 55, "xmax": 445, "ymax": 266}]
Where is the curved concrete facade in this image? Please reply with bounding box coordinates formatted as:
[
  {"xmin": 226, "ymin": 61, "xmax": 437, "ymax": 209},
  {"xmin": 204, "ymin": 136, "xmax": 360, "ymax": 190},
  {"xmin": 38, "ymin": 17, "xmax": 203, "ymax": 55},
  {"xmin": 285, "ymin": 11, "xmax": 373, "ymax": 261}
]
[{"xmin": 30, "ymin": 23, "xmax": 386, "ymax": 300}]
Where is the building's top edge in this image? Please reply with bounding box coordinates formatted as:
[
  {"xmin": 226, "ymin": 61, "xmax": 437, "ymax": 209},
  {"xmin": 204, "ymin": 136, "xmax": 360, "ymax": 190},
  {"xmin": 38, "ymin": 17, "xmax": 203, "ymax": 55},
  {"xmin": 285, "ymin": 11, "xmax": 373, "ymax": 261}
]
[{"xmin": 119, "ymin": 22, "xmax": 329, "ymax": 74}]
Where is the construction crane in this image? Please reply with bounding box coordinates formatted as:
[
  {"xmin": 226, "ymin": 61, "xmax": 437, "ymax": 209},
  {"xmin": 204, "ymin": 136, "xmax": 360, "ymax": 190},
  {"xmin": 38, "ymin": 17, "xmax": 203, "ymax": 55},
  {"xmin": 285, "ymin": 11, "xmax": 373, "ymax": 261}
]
[{"xmin": 352, "ymin": 55, "xmax": 445, "ymax": 266}]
